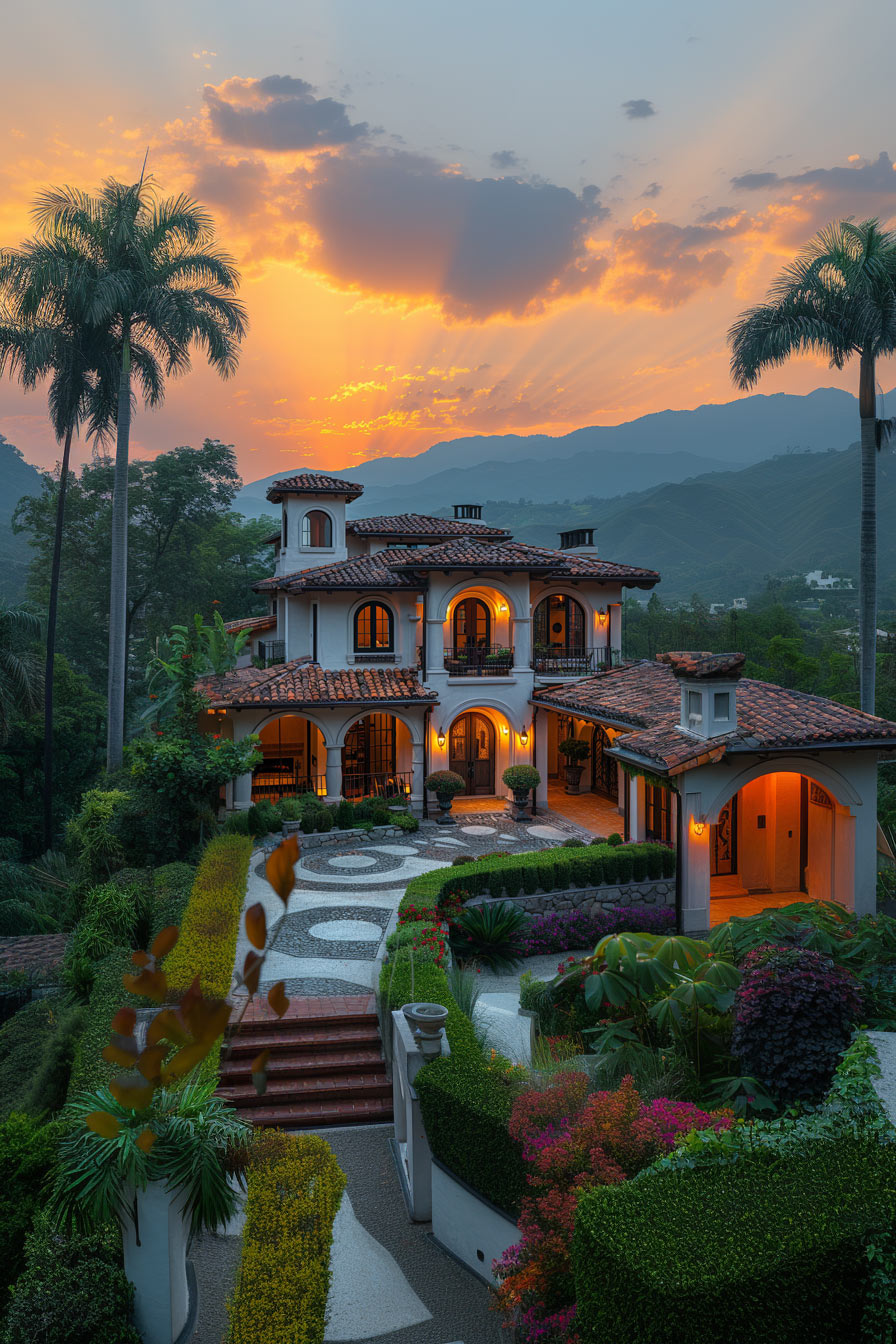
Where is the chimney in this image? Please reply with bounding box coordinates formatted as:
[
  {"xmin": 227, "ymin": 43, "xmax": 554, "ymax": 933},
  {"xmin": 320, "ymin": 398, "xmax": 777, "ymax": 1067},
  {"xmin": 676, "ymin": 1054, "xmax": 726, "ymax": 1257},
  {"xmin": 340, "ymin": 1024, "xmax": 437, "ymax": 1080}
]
[
  {"xmin": 453, "ymin": 504, "xmax": 482, "ymax": 521},
  {"xmin": 558, "ymin": 526, "xmax": 596, "ymax": 553}
]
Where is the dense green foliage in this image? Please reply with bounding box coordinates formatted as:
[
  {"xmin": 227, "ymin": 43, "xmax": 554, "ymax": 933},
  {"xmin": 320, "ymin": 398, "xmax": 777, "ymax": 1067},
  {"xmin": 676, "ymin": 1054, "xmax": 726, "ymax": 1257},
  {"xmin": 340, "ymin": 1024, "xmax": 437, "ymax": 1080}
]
[
  {"xmin": 574, "ymin": 1136, "xmax": 896, "ymax": 1344},
  {"xmin": 0, "ymin": 998, "xmax": 84, "ymax": 1120},
  {"xmin": 1, "ymin": 1216, "xmax": 140, "ymax": 1344},
  {"xmin": 0, "ymin": 1113, "xmax": 60, "ymax": 1305},
  {"xmin": 164, "ymin": 834, "xmax": 253, "ymax": 1000}
]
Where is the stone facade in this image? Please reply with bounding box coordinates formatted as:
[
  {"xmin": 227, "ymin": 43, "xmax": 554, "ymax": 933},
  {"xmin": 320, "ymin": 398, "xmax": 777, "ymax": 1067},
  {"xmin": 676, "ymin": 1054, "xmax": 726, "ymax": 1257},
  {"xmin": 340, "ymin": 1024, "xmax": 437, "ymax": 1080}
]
[{"xmin": 467, "ymin": 879, "xmax": 675, "ymax": 917}]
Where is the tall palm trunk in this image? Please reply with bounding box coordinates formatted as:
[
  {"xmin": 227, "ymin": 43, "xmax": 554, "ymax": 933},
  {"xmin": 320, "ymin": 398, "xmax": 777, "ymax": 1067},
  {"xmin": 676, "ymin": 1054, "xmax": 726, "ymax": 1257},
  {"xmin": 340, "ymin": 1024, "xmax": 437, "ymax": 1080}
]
[
  {"xmin": 42, "ymin": 423, "xmax": 74, "ymax": 849},
  {"xmin": 859, "ymin": 351, "xmax": 877, "ymax": 714},
  {"xmin": 106, "ymin": 333, "xmax": 131, "ymax": 770}
]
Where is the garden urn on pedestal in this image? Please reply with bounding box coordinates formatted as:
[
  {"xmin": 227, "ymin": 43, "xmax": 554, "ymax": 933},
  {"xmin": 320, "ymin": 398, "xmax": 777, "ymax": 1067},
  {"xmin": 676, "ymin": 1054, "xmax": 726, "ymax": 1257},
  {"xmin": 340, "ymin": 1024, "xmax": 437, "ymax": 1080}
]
[
  {"xmin": 558, "ymin": 737, "xmax": 590, "ymax": 794},
  {"xmin": 502, "ymin": 764, "xmax": 541, "ymax": 821},
  {"xmin": 402, "ymin": 1001, "xmax": 450, "ymax": 1056},
  {"xmin": 425, "ymin": 770, "xmax": 466, "ymax": 825}
]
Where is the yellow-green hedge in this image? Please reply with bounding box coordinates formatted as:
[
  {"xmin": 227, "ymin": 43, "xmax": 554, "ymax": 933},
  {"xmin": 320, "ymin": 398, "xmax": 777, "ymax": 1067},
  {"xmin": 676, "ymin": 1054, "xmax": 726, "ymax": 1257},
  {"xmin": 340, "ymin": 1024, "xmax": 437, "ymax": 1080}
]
[
  {"xmin": 164, "ymin": 835, "xmax": 253, "ymax": 999},
  {"xmin": 226, "ymin": 1130, "xmax": 346, "ymax": 1344}
]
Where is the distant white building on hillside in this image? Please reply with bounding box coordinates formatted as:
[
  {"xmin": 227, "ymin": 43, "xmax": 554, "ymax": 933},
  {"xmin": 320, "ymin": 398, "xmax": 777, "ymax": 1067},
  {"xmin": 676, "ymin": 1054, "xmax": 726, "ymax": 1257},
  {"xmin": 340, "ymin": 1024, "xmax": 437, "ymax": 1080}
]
[{"xmin": 805, "ymin": 570, "xmax": 854, "ymax": 590}]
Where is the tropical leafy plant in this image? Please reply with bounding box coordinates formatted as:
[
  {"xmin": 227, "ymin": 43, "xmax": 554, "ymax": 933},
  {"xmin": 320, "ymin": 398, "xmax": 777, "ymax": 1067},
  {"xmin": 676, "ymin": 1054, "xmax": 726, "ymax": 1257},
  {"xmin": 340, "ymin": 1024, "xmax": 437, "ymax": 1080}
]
[
  {"xmin": 0, "ymin": 601, "xmax": 42, "ymax": 743},
  {"xmin": 52, "ymin": 1078, "xmax": 251, "ymax": 1234},
  {"xmin": 449, "ymin": 900, "xmax": 530, "ymax": 971},
  {"xmin": 558, "ymin": 736, "xmax": 590, "ymax": 763}
]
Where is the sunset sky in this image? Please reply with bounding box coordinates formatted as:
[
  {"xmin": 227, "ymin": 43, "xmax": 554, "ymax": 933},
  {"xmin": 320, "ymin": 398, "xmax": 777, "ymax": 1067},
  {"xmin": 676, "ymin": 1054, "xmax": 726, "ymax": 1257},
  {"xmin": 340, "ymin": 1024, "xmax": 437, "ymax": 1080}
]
[{"xmin": 4, "ymin": 0, "xmax": 896, "ymax": 480}]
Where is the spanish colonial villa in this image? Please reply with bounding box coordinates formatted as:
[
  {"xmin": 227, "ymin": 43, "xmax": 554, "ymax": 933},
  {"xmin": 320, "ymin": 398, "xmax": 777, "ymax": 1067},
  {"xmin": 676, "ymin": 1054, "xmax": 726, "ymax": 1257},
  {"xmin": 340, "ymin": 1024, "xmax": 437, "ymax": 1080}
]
[{"xmin": 200, "ymin": 472, "xmax": 896, "ymax": 930}]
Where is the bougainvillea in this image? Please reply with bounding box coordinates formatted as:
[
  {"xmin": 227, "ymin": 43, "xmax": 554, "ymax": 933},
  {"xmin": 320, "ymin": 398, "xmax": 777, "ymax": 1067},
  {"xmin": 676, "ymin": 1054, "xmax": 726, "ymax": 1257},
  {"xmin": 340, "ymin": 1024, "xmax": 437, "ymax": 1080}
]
[
  {"xmin": 731, "ymin": 945, "xmax": 863, "ymax": 1100},
  {"xmin": 495, "ymin": 1074, "xmax": 731, "ymax": 1343},
  {"xmin": 519, "ymin": 905, "xmax": 675, "ymax": 957}
]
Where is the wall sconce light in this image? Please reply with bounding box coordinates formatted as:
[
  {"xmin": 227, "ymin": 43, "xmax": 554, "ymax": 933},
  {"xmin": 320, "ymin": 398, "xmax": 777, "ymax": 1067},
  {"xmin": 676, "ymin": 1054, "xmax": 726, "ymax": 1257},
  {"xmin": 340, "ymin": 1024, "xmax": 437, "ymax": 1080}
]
[
  {"xmin": 437, "ymin": 728, "xmax": 446, "ymax": 748},
  {"xmin": 499, "ymin": 602, "xmax": 508, "ymax": 614},
  {"xmin": 691, "ymin": 817, "xmax": 706, "ymax": 837},
  {"xmin": 501, "ymin": 724, "xmax": 509, "ymax": 735},
  {"xmin": 597, "ymin": 608, "xmax": 609, "ymax": 625},
  {"xmin": 520, "ymin": 727, "xmax": 529, "ymax": 746}
]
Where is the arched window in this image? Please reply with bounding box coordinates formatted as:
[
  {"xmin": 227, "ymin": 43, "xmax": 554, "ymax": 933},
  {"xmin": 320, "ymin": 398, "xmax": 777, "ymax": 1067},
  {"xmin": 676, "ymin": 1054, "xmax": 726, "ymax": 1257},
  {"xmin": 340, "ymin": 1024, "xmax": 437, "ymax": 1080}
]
[
  {"xmin": 534, "ymin": 594, "xmax": 585, "ymax": 651},
  {"xmin": 453, "ymin": 597, "xmax": 490, "ymax": 651},
  {"xmin": 354, "ymin": 602, "xmax": 394, "ymax": 652},
  {"xmin": 301, "ymin": 510, "xmax": 333, "ymax": 547}
]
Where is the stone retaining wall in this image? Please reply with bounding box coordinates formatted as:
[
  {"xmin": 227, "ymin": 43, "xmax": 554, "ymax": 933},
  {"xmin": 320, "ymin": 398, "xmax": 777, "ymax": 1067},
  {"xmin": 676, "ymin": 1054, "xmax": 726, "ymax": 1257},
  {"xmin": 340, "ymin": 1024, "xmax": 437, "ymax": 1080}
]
[
  {"xmin": 281, "ymin": 822, "xmax": 412, "ymax": 848},
  {"xmin": 467, "ymin": 879, "xmax": 675, "ymax": 917}
]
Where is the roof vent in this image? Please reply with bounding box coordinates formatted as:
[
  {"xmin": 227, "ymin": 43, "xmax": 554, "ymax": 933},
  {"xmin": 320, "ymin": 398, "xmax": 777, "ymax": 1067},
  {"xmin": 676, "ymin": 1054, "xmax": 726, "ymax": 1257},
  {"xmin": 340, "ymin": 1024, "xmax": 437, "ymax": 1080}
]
[
  {"xmin": 559, "ymin": 527, "xmax": 595, "ymax": 551},
  {"xmin": 453, "ymin": 504, "xmax": 482, "ymax": 520}
]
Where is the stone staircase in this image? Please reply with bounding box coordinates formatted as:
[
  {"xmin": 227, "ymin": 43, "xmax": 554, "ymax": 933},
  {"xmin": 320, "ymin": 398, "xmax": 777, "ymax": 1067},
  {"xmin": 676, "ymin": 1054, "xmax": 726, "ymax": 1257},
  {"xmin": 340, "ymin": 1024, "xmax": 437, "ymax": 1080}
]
[{"xmin": 217, "ymin": 994, "xmax": 393, "ymax": 1129}]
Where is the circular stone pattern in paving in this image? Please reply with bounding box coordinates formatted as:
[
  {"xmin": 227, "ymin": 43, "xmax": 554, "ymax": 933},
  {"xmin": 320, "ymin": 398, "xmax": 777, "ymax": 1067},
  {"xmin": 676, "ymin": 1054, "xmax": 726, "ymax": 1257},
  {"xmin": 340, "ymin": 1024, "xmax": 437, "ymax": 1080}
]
[
  {"xmin": 460, "ymin": 825, "xmax": 497, "ymax": 836},
  {"xmin": 300, "ymin": 849, "xmax": 407, "ymax": 879},
  {"xmin": 327, "ymin": 854, "xmax": 378, "ymax": 869},
  {"xmin": 307, "ymin": 919, "xmax": 383, "ymax": 942},
  {"xmin": 274, "ymin": 905, "xmax": 392, "ymax": 961},
  {"xmin": 526, "ymin": 824, "xmax": 570, "ymax": 841}
]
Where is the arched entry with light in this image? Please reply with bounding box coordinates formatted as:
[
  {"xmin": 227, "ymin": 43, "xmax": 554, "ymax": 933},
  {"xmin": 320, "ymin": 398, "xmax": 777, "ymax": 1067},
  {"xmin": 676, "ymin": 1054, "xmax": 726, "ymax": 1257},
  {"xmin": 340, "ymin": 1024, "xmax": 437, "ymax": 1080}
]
[
  {"xmin": 448, "ymin": 712, "xmax": 496, "ymax": 795},
  {"xmin": 533, "ymin": 594, "xmax": 587, "ymax": 673},
  {"xmin": 342, "ymin": 713, "xmax": 410, "ymax": 800},
  {"xmin": 252, "ymin": 715, "xmax": 325, "ymax": 801}
]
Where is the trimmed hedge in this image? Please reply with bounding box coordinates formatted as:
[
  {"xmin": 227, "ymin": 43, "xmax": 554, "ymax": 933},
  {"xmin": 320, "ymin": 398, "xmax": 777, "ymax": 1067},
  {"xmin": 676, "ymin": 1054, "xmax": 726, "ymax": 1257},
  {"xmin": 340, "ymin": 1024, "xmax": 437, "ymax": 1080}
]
[
  {"xmin": 573, "ymin": 1136, "xmax": 896, "ymax": 1344},
  {"xmin": 381, "ymin": 949, "xmax": 527, "ymax": 1215},
  {"xmin": 0, "ymin": 997, "xmax": 84, "ymax": 1121},
  {"xmin": 225, "ymin": 1129, "xmax": 345, "ymax": 1344},
  {"xmin": 164, "ymin": 835, "xmax": 253, "ymax": 999},
  {"xmin": 398, "ymin": 842, "xmax": 675, "ymax": 925},
  {"xmin": 66, "ymin": 947, "xmax": 136, "ymax": 1098}
]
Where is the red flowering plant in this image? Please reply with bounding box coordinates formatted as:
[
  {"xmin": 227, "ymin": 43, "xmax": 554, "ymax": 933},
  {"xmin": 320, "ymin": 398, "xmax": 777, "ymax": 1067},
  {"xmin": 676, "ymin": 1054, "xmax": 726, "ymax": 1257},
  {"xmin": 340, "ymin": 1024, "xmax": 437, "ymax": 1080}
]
[{"xmin": 494, "ymin": 1072, "xmax": 732, "ymax": 1342}]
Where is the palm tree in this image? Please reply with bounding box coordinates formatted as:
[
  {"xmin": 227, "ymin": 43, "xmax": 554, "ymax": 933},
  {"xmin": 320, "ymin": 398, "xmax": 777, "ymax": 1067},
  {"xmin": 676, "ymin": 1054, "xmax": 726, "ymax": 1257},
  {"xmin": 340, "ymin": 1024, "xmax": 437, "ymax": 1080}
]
[
  {"xmin": 0, "ymin": 601, "xmax": 42, "ymax": 742},
  {"xmin": 729, "ymin": 218, "xmax": 896, "ymax": 713},
  {"xmin": 0, "ymin": 277, "xmax": 114, "ymax": 846},
  {"xmin": 29, "ymin": 176, "xmax": 247, "ymax": 769}
]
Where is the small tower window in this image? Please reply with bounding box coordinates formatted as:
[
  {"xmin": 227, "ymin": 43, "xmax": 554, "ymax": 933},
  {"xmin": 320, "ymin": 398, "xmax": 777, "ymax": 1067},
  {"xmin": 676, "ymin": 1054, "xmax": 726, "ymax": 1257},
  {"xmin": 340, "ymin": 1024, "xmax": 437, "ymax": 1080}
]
[{"xmin": 301, "ymin": 510, "xmax": 333, "ymax": 547}]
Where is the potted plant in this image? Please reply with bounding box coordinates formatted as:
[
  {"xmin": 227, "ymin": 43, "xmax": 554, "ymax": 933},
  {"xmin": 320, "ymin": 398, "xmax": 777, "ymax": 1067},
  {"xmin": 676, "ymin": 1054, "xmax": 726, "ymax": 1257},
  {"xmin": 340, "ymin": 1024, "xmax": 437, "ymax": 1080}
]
[
  {"xmin": 558, "ymin": 736, "xmax": 590, "ymax": 793},
  {"xmin": 485, "ymin": 645, "xmax": 513, "ymax": 670},
  {"xmin": 51, "ymin": 1079, "xmax": 251, "ymax": 1344},
  {"xmin": 502, "ymin": 764, "xmax": 541, "ymax": 817},
  {"xmin": 425, "ymin": 770, "xmax": 466, "ymax": 824}
]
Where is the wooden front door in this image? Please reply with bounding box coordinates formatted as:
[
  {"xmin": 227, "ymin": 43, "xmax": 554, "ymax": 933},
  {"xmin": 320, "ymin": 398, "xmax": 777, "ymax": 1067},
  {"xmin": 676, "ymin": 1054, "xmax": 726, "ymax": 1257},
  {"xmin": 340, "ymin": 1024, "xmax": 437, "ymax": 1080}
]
[
  {"xmin": 711, "ymin": 797, "xmax": 738, "ymax": 877},
  {"xmin": 453, "ymin": 598, "xmax": 490, "ymax": 652},
  {"xmin": 591, "ymin": 725, "xmax": 618, "ymax": 799},
  {"xmin": 448, "ymin": 712, "xmax": 495, "ymax": 795}
]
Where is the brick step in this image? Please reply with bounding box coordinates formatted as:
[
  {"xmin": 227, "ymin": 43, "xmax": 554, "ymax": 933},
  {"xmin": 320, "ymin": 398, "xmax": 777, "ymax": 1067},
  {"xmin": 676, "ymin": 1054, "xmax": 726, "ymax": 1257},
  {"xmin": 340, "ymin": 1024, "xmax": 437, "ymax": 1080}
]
[
  {"xmin": 234, "ymin": 1096, "xmax": 394, "ymax": 1129},
  {"xmin": 231, "ymin": 1009, "xmax": 379, "ymax": 1037},
  {"xmin": 227, "ymin": 1024, "xmax": 381, "ymax": 1057},
  {"xmin": 232, "ymin": 995, "xmax": 376, "ymax": 1033},
  {"xmin": 220, "ymin": 1048, "xmax": 385, "ymax": 1083},
  {"xmin": 218, "ymin": 1070, "xmax": 391, "ymax": 1109}
]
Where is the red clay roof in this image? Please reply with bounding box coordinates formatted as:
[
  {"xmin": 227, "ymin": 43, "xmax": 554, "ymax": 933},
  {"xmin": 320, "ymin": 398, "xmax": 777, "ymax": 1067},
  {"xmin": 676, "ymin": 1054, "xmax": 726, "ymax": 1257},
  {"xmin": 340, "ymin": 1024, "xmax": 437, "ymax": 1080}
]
[
  {"xmin": 0, "ymin": 934, "xmax": 68, "ymax": 974},
  {"xmin": 197, "ymin": 661, "xmax": 437, "ymax": 709},
  {"xmin": 390, "ymin": 538, "xmax": 660, "ymax": 585},
  {"xmin": 266, "ymin": 473, "xmax": 364, "ymax": 503},
  {"xmin": 254, "ymin": 549, "xmax": 424, "ymax": 594},
  {"xmin": 533, "ymin": 659, "xmax": 896, "ymax": 773},
  {"xmin": 658, "ymin": 650, "xmax": 746, "ymax": 680},
  {"xmin": 223, "ymin": 614, "xmax": 277, "ymax": 635},
  {"xmin": 346, "ymin": 513, "xmax": 511, "ymax": 540}
]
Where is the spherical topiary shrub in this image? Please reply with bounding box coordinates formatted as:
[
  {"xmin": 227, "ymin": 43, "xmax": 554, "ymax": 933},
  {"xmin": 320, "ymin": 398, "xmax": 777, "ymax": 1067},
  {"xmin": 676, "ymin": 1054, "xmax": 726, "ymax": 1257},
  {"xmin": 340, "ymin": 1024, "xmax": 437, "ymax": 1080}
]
[
  {"xmin": 502, "ymin": 764, "xmax": 541, "ymax": 792},
  {"xmin": 731, "ymin": 945, "xmax": 863, "ymax": 1100},
  {"xmin": 425, "ymin": 770, "xmax": 466, "ymax": 795}
]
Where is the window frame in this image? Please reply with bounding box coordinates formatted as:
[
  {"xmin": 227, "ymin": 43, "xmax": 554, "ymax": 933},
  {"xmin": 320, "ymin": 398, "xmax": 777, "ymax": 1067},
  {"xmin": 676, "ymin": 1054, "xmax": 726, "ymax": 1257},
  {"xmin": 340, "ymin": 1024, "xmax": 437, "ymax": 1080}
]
[
  {"xmin": 301, "ymin": 509, "xmax": 334, "ymax": 548},
  {"xmin": 353, "ymin": 601, "xmax": 395, "ymax": 653}
]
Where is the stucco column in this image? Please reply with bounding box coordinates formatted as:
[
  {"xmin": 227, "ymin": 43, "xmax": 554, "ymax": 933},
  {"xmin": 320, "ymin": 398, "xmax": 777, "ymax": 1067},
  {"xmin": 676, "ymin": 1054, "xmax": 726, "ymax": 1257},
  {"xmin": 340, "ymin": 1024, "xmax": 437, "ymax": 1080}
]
[
  {"xmin": 534, "ymin": 712, "xmax": 549, "ymax": 805},
  {"xmin": 609, "ymin": 603, "xmax": 623, "ymax": 663},
  {"xmin": 680, "ymin": 789, "xmax": 711, "ymax": 934},
  {"xmin": 325, "ymin": 745, "xmax": 343, "ymax": 805},
  {"xmin": 425, "ymin": 618, "xmax": 445, "ymax": 676},
  {"xmin": 853, "ymin": 794, "xmax": 877, "ymax": 918},
  {"xmin": 411, "ymin": 741, "xmax": 425, "ymax": 814},
  {"xmin": 233, "ymin": 771, "xmax": 253, "ymax": 811},
  {"xmin": 512, "ymin": 615, "xmax": 532, "ymax": 671},
  {"xmin": 628, "ymin": 773, "xmax": 646, "ymax": 841}
]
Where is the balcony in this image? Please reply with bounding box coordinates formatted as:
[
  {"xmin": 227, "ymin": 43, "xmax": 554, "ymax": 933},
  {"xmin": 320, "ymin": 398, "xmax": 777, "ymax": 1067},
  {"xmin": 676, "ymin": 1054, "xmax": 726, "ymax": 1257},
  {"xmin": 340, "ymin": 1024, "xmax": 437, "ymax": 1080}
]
[
  {"xmin": 251, "ymin": 768, "xmax": 326, "ymax": 802},
  {"xmin": 444, "ymin": 645, "xmax": 514, "ymax": 677},
  {"xmin": 531, "ymin": 647, "xmax": 621, "ymax": 676},
  {"xmin": 257, "ymin": 638, "xmax": 286, "ymax": 667}
]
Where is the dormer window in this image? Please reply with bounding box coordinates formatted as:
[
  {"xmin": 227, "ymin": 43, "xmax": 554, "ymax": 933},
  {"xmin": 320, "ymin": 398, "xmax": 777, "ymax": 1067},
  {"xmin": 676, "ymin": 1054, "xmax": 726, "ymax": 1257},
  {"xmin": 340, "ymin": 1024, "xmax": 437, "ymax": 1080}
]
[
  {"xmin": 688, "ymin": 691, "xmax": 703, "ymax": 726},
  {"xmin": 714, "ymin": 691, "xmax": 731, "ymax": 721},
  {"xmin": 301, "ymin": 510, "xmax": 333, "ymax": 548}
]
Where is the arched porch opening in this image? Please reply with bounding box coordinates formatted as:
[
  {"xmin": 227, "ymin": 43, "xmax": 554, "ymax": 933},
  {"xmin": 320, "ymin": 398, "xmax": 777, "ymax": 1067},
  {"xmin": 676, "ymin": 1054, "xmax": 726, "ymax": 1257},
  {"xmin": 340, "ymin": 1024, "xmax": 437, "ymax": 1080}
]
[
  {"xmin": 252, "ymin": 714, "xmax": 326, "ymax": 801},
  {"xmin": 707, "ymin": 769, "xmax": 856, "ymax": 922},
  {"xmin": 448, "ymin": 710, "xmax": 496, "ymax": 796},
  {"xmin": 342, "ymin": 712, "xmax": 413, "ymax": 800},
  {"xmin": 443, "ymin": 585, "xmax": 515, "ymax": 675}
]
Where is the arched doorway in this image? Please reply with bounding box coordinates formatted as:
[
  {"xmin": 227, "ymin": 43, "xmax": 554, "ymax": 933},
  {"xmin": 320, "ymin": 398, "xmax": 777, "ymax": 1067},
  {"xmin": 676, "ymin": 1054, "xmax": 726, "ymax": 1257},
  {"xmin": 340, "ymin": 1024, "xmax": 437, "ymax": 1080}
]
[
  {"xmin": 534, "ymin": 594, "xmax": 585, "ymax": 652},
  {"xmin": 342, "ymin": 713, "xmax": 397, "ymax": 797},
  {"xmin": 448, "ymin": 712, "xmax": 495, "ymax": 795},
  {"xmin": 591, "ymin": 725, "xmax": 618, "ymax": 799},
  {"xmin": 253, "ymin": 715, "xmax": 325, "ymax": 800},
  {"xmin": 453, "ymin": 598, "xmax": 491, "ymax": 652}
]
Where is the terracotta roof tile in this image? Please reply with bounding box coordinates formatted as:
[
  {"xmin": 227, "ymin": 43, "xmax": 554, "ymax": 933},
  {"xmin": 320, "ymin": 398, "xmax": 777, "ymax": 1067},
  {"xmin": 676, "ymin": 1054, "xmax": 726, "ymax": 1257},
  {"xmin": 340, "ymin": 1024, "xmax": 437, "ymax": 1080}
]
[
  {"xmin": 197, "ymin": 661, "xmax": 437, "ymax": 709},
  {"xmin": 390, "ymin": 537, "xmax": 660, "ymax": 584},
  {"xmin": 266, "ymin": 472, "xmax": 364, "ymax": 503},
  {"xmin": 0, "ymin": 934, "xmax": 68, "ymax": 973},
  {"xmin": 658, "ymin": 650, "xmax": 746, "ymax": 680},
  {"xmin": 254, "ymin": 549, "xmax": 424, "ymax": 594},
  {"xmin": 223, "ymin": 614, "xmax": 277, "ymax": 635},
  {"xmin": 346, "ymin": 513, "xmax": 511, "ymax": 540},
  {"xmin": 533, "ymin": 658, "xmax": 896, "ymax": 773}
]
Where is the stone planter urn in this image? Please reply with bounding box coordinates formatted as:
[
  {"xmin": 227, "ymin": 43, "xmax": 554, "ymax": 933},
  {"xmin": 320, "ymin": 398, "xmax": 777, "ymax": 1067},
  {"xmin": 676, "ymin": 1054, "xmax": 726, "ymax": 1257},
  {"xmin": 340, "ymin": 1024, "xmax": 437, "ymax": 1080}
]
[
  {"xmin": 121, "ymin": 1181, "xmax": 191, "ymax": 1344},
  {"xmin": 563, "ymin": 763, "xmax": 585, "ymax": 793},
  {"xmin": 425, "ymin": 771, "xmax": 466, "ymax": 826},
  {"xmin": 435, "ymin": 791, "xmax": 457, "ymax": 825},
  {"xmin": 402, "ymin": 1001, "xmax": 450, "ymax": 1056}
]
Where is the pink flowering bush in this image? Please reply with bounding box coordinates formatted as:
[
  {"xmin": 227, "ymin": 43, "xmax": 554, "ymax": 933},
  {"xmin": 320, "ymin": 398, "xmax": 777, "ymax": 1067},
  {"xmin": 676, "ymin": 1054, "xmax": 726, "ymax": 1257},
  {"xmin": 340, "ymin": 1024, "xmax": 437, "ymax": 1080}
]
[{"xmin": 494, "ymin": 1073, "xmax": 732, "ymax": 1342}]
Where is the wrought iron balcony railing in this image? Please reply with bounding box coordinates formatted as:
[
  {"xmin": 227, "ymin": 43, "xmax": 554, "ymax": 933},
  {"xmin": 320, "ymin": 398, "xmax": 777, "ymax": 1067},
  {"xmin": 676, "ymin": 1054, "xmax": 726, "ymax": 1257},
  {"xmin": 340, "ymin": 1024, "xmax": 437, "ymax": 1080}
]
[
  {"xmin": 342, "ymin": 770, "xmax": 413, "ymax": 801},
  {"xmin": 251, "ymin": 770, "xmax": 326, "ymax": 802},
  {"xmin": 531, "ymin": 647, "xmax": 620, "ymax": 675},
  {"xmin": 444, "ymin": 645, "xmax": 514, "ymax": 677}
]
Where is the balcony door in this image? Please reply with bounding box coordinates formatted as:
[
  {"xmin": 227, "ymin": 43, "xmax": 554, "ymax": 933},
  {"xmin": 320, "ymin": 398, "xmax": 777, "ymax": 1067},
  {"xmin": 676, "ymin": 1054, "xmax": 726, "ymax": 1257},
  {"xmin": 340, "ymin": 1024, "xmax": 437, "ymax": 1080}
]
[
  {"xmin": 534, "ymin": 594, "xmax": 585, "ymax": 652},
  {"xmin": 448, "ymin": 712, "xmax": 495, "ymax": 795},
  {"xmin": 453, "ymin": 598, "xmax": 490, "ymax": 652}
]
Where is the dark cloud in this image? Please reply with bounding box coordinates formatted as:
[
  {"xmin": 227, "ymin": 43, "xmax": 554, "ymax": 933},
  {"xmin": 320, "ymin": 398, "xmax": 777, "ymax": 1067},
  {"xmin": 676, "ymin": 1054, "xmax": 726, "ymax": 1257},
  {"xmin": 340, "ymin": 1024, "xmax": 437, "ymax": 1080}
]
[
  {"xmin": 300, "ymin": 149, "xmax": 609, "ymax": 321},
  {"xmin": 640, "ymin": 181, "xmax": 662, "ymax": 198},
  {"xmin": 490, "ymin": 149, "xmax": 521, "ymax": 171},
  {"xmin": 608, "ymin": 219, "xmax": 733, "ymax": 308},
  {"xmin": 622, "ymin": 99, "xmax": 656, "ymax": 119},
  {"xmin": 732, "ymin": 151, "xmax": 896, "ymax": 194},
  {"xmin": 204, "ymin": 74, "xmax": 368, "ymax": 151}
]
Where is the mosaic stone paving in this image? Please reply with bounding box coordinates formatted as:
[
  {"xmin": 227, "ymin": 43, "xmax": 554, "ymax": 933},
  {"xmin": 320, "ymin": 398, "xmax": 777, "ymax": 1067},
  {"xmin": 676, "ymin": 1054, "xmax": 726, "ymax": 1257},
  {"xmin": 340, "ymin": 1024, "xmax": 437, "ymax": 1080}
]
[
  {"xmin": 273, "ymin": 904, "xmax": 392, "ymax": 961},
  {"xmin": 258, "ymin": 975, "xmax": 375, "ymax": 997}
]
